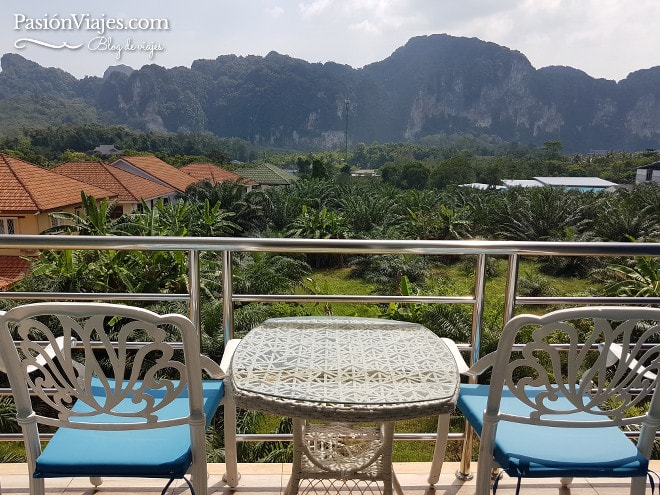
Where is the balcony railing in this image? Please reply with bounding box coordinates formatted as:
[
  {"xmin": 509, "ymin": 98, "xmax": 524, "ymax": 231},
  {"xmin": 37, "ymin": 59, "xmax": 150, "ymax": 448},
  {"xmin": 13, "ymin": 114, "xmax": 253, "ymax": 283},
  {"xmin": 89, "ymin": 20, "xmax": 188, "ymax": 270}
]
[{"xmin": 1, "ymin": 235, "xmax": 659, "ymax": 477}]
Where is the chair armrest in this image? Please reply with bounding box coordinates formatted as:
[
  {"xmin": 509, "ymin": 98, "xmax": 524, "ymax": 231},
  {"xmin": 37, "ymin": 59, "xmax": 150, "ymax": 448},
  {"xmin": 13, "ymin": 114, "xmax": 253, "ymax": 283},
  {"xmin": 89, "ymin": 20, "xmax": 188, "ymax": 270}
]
[
  {"xmin": 599, "ymin": 342, "xmax": 657, "ymax": 380},
  {"xmin": 25, "ymin": 336, "xmax": 77, "ymax": 374},
  {"xmin": 200, "ymin": 339, "xmax": 242, "ymax": 379},
  {"xmin": 218, "ymin": 339, "xmax": 242, "ymax": 376},
  {"xmin": 440, "ymin": 338, "xmax": 496, "ymax": 377},
  {"xmin": 200, "ymin": 355, "xmax": 225, "ymax": 379},
  {"xmin": 440, "ymin": 338, "xmax": 470, "ymax": 374},
  {"xmin": 465, "ymin": 350, "xmax": 497, "ymax": 377}
]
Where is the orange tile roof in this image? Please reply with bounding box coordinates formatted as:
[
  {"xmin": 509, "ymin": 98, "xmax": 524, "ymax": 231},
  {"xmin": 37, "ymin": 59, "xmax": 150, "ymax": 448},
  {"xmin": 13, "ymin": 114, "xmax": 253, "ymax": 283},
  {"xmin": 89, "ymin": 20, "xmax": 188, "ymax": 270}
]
[
  {"xmin": 181, "ymin": 163, "xmax": 258, "ymax": 186},
  {"xmin": 53, "ymin": 162, "xmax": 176, "ymax": 202},
  {"xmin": 0, "ymin": 154, "xmax": 117, "ymax": 214},
  {"xmin": 111, "ymin": 156, "xmax": 199, "ymax": 192},
  {"xmin": 0, "ymin": 255, "xmax": 30, "ymax": 290}
]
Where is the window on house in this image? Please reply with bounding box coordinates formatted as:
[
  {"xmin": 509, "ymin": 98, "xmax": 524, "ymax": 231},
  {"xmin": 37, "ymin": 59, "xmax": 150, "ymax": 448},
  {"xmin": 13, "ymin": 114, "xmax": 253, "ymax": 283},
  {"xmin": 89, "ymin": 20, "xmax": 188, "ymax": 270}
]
[
  {"xmin": 0, "ymin": 218, "xmax": 16, "ymax": 234},
  {"xmin": 647, "ymin": 168, "xmax": 654, "ymax": 181}
]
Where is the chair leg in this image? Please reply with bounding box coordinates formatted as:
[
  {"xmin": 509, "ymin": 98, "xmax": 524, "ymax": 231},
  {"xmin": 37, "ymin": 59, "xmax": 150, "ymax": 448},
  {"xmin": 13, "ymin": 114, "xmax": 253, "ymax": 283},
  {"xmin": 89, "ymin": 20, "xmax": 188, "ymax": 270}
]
[
  {"xmin": 30, "ymin": 477, "xmax": 45, "ymax": 495},
  {"xmin": 427, "ymin": 413, "xmax": 450, "ymax": 485},
  {"xmin": 392, "ymin": 468, "xmax": 404, "ymax": 495},
  {"xmin": 630, "ymin": 474, "xmax": 647, "ymax": 495},
  {"xmin": 475, "ymin": 464, "xmax": 493, "ymax": 495},
  {"xmin": 560, "ymin": 477, "xmax": 573, "ymax": 487},
  {"xmin": 222, "ymin": 390, "xmax": 241, "ymax": 487},
  {"xmin": 190, "ymin": 416, "xmax": 208, "ymax": 495},
  {"xmin": 285, "ymin": 417, "xmax": 304, "ymax": 495},
  {"xmin": 475, "ymin": 421, "xmax": 497, "ymax": 495}
]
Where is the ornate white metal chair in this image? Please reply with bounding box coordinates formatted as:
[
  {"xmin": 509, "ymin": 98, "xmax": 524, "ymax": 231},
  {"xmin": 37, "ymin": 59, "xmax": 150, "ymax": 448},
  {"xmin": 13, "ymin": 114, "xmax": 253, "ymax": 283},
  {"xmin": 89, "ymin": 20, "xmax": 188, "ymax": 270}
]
[
  {"xmin": 449, "ymin": 306, "xmax": 660, "ymax": 495},
  {"xmin": 0, "ymin": 302, "xmax": 226, "ymax": 495}
]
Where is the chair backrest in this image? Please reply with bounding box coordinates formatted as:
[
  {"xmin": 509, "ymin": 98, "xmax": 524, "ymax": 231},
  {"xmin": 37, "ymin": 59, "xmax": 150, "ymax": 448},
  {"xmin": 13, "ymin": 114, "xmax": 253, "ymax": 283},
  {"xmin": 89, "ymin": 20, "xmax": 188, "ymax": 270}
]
[
  {"xmin": 0, "ymin": 302, "xmax": 205, "ymax": 431},
  {"xmin": 486, "ymin": 306, "xmax": 660, "ymax": 436}
]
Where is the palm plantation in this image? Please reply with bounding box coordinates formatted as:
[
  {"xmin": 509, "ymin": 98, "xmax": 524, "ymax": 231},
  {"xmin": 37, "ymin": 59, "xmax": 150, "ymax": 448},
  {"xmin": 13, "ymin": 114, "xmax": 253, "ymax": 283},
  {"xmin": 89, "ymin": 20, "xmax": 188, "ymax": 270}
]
[{"xmin": 4, "ymin": 153, "xmax": 660, "ymax": 464}]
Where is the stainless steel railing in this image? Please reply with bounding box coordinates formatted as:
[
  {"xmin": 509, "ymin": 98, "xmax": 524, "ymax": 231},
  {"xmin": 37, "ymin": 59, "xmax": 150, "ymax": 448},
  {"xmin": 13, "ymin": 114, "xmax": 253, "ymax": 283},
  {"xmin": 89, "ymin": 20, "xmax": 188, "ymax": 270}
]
[{"xmin": 1, "ymin": 235, "xmax": 660, "ymax": 476}]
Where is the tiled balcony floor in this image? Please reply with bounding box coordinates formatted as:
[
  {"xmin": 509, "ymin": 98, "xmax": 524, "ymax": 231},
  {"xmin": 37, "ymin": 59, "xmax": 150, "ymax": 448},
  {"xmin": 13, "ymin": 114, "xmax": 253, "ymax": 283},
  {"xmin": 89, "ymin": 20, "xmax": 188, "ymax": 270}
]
[{"xmin": 1, "ymin": 461, "xmax": 657, "ymax": 495}]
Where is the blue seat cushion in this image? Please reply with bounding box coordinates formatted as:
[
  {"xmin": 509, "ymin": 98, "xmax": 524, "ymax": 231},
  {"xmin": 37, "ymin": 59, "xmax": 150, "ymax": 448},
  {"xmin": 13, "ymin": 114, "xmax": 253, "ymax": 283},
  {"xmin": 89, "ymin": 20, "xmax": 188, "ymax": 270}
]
[
  {"xmin": 458, "ymin": 383, "xmax": 648, "ymax": 479},
  {"xmin": 34, "ymin": 377, "xmax": 224, "ymax": 479}
]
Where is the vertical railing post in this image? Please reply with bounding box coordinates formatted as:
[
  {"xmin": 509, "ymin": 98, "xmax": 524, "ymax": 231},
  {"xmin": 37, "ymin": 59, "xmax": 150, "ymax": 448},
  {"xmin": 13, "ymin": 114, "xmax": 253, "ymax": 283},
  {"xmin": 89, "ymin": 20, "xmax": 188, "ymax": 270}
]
[
  {"xmin": 222, "ymin": 250, "xmax": 234, "ymax": 344},
  {"xmin": 457, "ymin": 253, "xmax": 488, "ymax": 480},
  {"xmin": 503, "ymin": 253, "xmax": 520, "ymax": 325},
  {"xmin": 188, "ymin": 250, "xmax": 201, "ymax": 339}
]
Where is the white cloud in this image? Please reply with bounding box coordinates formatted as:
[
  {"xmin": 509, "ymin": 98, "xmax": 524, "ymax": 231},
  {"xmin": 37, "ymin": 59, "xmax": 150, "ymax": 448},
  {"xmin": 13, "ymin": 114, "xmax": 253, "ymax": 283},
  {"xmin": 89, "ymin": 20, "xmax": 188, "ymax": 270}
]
[
  {"xmin": 298, "ymin": 0, "xmax": 334, "ymax": 18},
  {"xmin": 349, "ymin": 19, "xmax": 381, "ymax": 35},
  {"xmin": 2, "ymin": 0, "xmax": 659, "ymax": 80},
  {"xmin": 265, "ymin": 6, "xmax": 285, "ymax": 18}
]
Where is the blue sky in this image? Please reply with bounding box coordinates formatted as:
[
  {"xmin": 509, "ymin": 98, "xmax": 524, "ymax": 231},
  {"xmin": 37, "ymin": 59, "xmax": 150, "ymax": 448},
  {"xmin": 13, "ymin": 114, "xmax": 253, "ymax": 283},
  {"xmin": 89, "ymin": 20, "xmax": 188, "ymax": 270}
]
[{"xmin": 3, "ymin": 0, "xmax": 659, "ymax": 81}]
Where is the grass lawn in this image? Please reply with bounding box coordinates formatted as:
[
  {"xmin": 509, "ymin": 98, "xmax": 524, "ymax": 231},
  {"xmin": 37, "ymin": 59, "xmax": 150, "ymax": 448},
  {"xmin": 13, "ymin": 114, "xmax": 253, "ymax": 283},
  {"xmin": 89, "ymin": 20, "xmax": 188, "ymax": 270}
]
[{"xmin": 296, "ymin": 267, "xmax": 382, "ymax": 317}]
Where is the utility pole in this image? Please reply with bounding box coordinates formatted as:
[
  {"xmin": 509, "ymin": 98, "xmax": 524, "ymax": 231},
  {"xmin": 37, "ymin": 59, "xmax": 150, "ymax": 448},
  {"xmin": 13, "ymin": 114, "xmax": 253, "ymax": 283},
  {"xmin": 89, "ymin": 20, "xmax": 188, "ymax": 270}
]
[{"xmin": 344, "ymin": 98, "xmax": 350, "ymax": 162}]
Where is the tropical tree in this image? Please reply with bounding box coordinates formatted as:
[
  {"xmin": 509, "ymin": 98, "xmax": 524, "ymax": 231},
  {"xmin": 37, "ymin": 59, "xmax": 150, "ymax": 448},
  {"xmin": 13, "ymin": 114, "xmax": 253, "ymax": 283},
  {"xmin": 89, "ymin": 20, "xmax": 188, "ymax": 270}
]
[
  {"xmin": 492, "ymin": 188, "xmax": 589, "ymax": 241},
  {"xmin": 232, "ymin": 252, "xmax": 311, "ymax": 295},
  {"xmin": 21, "ymin": 249, "xmax": 98, "ymax": 292},
  {"xmin": 404, "ymin": 204, "xmax": 471, "ymax": 240},
  {"xmin": 605, "ymin": 257, "xmax": 660, "ymax": 297},
  {"xmin": 400, "ymin": 161, "xmax": 430, "ymax": 189},
  {"xmin": 46, "ymin": 192, "xmax": 128, "ymax": 236},
  {"xmin": 428, "ymin": 154, "xmax": 475, "ymax": 189},
  {"xmin": 187, "ymin": 199, "xmax": 240, "ymax": 237},
  {"xmin": 586, "ymin": 186, "xmax": 660, "ymax": 242},
  {"xmin": 285, "ymin": 205, "xmax": 348, "ymax": 240},
  {"xmin": 339, "ymin": 184, "xmax": 404, "ymax": 237},
  {"xmin": 350, "ymin": 253, "xmax": 433, "ymax": 293},
  {"xmin": 286, "ymin": 205, "xmax": 349, "ymax": 268},
  {"xmin": 183, "ymin": 181, "xmax": 273, "ymax": 234}
]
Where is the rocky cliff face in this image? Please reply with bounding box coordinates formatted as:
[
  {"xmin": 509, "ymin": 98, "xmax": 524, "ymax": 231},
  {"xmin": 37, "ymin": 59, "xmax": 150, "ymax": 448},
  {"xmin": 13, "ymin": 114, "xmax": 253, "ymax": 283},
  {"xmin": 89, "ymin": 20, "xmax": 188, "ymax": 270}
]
[{"xmin": 2, "ymin": 34, "xmax": 660, "ymax": 153}]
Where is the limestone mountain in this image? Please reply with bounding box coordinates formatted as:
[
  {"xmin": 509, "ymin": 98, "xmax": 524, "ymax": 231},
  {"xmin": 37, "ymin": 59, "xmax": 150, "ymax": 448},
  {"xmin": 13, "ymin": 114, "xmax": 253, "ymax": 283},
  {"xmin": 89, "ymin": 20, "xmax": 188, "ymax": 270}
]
[{"xmin": 1, "ymin": 34, "xmax": 659, "ymax": 153}]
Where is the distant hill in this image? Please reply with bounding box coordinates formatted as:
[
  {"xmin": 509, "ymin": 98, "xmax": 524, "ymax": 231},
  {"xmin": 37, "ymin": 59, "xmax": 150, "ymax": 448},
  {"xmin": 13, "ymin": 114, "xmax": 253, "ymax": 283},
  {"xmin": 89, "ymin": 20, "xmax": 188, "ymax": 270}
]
[{"xmin": 1, "ymin": 34, "xmax": 659, "ymax": 153}]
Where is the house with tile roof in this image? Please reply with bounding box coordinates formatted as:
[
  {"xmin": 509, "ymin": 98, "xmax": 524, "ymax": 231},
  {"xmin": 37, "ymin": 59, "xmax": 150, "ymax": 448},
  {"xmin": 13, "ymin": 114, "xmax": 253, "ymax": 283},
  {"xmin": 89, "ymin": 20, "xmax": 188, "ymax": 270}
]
[
  {"xmin": 233, "ymin": 163, "xmax": 298, "ymax": 188},
  {"xmin": 0, "ymin": 255, "xmax": 30, "ymax": 290},
  {"xmin": 0, "ymin": 153, "xmax": 117, "ymax": 286},
  {"xmin": 180, "ymin": 162, "xmax": 258, "ymax": 190},
  {"xmin": 53, "ymin": 161, "xmax": 178, "ymax": 215},
  {"xmin": 109, "ymin": 156, "xmax": 199, "ymax": 193}
]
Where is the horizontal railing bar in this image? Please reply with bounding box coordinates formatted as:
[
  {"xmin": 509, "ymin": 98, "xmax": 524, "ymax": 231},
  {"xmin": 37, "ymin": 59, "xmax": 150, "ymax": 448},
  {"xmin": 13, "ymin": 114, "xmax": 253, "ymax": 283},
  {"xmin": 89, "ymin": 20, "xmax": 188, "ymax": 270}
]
[
  {"xmin": 3, "ymin": 236, "xmax": 660, "ymax": 257},
  {"xmin": 0, "ymin": 292, "xmax": 189, "ymax": 301},
  {"xmin": 234, "ymin": 432, "xmax": 467, "ymax": 442},
  {"xmin": 234, "ymin": 429, "xmax": 644, "ymax": 443},
  {"xmin": 0, "ymin": 428, "xmax": 643, "ymax": 444},
  {"xmin": 0, "ymin": 434, "xmax": 42, "ymax": 441},
  {"xmin": 1, "ymin": 235, "xmax": 658, "ymax": 464},
  {"xmin": 517, "ymin": 296, "xmax": 660, "ymax": 305},
  {"xmin": 233, "ymin": 294, "xmax": 476, "ymax": 304}
]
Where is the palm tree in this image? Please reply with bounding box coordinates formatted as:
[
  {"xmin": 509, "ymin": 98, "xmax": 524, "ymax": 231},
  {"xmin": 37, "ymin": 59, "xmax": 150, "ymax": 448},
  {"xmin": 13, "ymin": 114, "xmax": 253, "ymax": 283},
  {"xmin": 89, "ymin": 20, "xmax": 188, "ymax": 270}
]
[
  {"xmin": 285, "ymin": 205, "xmax": 349, "ymax": 268},
  {"xmin": 587, "ymin": 186, "xmax": 660, "ymax": 242},
  {"xmin": 493, "ymin": 188, "xmax": 589, "ymax": 241},
  {"xmin": 185, "ymin": 181, "xmax": 274, "ymax": 235},
  {"xmin": 339, "ymin": 185, "xmax": 404, "ymax": 237},
  {"xmin": 404, "ymin": 204, "xmax": 471, "ymax": 240}
]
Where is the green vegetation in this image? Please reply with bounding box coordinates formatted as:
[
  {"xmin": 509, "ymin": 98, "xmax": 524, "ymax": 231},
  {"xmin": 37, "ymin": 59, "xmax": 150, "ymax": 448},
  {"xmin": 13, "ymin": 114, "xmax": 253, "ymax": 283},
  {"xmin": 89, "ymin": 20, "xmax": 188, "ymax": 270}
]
[{"xmin": 1, "ymin": 132, "xmax": 660, "ymax": 464}]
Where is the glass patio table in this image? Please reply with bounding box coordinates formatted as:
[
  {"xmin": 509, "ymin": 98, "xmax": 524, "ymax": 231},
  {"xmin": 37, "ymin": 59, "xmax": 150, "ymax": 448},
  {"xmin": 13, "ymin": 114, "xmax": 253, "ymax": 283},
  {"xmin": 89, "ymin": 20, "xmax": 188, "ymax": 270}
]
[{"xmin": 228, "ymin": 316, "xmax": 460, "ymax": 495}]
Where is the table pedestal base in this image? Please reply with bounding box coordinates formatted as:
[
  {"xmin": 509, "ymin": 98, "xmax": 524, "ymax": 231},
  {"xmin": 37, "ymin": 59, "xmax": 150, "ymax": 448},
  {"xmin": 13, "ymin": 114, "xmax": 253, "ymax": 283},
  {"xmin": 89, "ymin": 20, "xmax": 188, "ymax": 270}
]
[{"xmin": 287, "ymin": 419, "xmax": 403, "ymax": 495}]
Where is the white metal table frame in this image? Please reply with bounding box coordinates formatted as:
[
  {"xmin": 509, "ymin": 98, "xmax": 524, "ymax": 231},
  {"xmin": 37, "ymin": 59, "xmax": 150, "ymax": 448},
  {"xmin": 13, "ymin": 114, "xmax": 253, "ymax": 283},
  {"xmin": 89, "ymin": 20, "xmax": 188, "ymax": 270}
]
[{"xmin": 224, "ymin": 316, "xmax": 459, "ymax": 495}]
